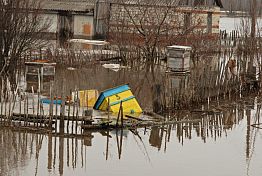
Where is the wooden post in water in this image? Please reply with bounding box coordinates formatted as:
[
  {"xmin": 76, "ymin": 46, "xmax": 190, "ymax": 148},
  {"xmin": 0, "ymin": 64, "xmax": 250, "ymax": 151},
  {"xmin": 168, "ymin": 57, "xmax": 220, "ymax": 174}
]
[
  {"xmin": 82, "ymin": 90, "xmax": 87, "ymax": 127},
  {"xmin": 59, "ymin": 136, "xmax": 64, "ymax": 175},
  {"xmin": 4, "ymin": 88, "xmax": 7, "ymax": 124},
  {"xmin": 0, "ymin": 84, "xmax": 2, "ymax": 122},
  {"xmin": 105, "ymin": 130, "xmax": 109, "ymax": 160},
  {"xmin": 23, "ymin": 93, "xmax": 26, "ymax": 126},
  {"xmin": 107, "ymin": 97, "xmax": 110, "ymax": 125},
  {"xmin": 120, "ymin": 102, "xmax": 123, "ymax": 127},
  {"xmin": 152, "ymin": 84, "xmax": 162, "ymax": 113},
  {"xmin": 74, "ymin": 138, "xmax": 78, "ymax": 168},
  {"xmin": 12, "ymin": 83, "xmax": 18, "ymax": 121},
  {"xmin": 116, "ymin": 101, "xmax": 122, "ymax": 127},
  {"xmin": 116, "ymin": 129, "xmax": 123, "ymax": 159},
  {"xmin": 72, "ymin": 89, "xmax": 76, "ymax": 134},
  {"xmin": 37, "ymin": 91, "xmax": 40, "ymax": 127},
  {"xmin": 31, "ymin": 86, "xmax": 35, "ymax": 113},
  {"xmin": 75, "ymin": 89, "xmax": 79, "ymax": 134},
  {"xmin": 53, "ymin": 135, "xmax": 57, "ymax": 168},
  {"xmin": 67, "ymin": 89, "xmax": 72, "ymax": 133},
  {"xmin": 8, "ymin": 90, "xmax": 12, "ymax": 123},
  {"xmin": 67, "ymin": 138, "xmax": 70, "ymax": 167},
  {"xmin": 116, "ymin": 129, "xmax": 120, "ymax": 158},
  {"xmin": 40, "ymin": 101, "xmax": 44, "ymax": 127},
  {"xmin": 119, "ymin": 128, "xmax": 123, "ymax": 159},
  {"xmin": 49, "ymin": 84, "xmax": 54, "ymax": 129},
  {"xmin": 47, "ymin": 132, "xmax": 53, "ymax": 170},
  {"xmin": 55, "ymin": 93, "xmax": 58, "ymax": 132},
  {"xmin": 71, "ymin": 137, "xmax": 74, "ymax": 168},
  {"xmin": 26, "ymin": 94, "xmax": 29, "ymax": 126},
  {"xmin": 60, "ymin": 81, "xmax": 65, "ymax": 134},
  {"xmin": 32, "ymin": 87, "xmax": 35, "ymax": 126}
]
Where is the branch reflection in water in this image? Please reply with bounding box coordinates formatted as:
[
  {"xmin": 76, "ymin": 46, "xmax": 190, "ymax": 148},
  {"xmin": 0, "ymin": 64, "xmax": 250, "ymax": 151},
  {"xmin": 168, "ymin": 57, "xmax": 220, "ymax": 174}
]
[{"xmin": 0, "ymin": 94, "xmax": 261, "ymax": 176}]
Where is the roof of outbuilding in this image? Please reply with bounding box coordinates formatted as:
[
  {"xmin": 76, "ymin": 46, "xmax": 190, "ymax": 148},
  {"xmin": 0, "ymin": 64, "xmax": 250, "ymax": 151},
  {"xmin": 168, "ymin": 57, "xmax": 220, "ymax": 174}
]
[
  {"xmin": 41, "ymin": 0, "xmax": 96, "ymax": 12},
  {"xmin": 110, "ymin": 0, "xmax": 183, "ymax": 6},
  {"xmin": 40, "ymin": 0, "xmax": 222, "ymax": 12}
]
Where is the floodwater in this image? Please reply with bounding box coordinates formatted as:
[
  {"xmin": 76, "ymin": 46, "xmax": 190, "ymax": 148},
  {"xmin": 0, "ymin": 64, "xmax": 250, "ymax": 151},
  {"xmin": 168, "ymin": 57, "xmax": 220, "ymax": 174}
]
[
  {"xmin": 1, "ymin": 95, "xmax": 262, "ymax": 176},
  {"xmin": 1, "ymin": 17, "xmax": 262, "ymax": 176},
  {"xmin": 220, "ymin": 16, "xmax": 262, "ymax": 33}
]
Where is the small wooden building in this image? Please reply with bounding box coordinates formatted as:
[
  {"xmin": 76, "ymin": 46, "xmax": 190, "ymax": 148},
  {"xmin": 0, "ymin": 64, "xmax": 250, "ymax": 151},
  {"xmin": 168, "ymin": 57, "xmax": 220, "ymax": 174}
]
[{"xmin": 41, "ymin": 0, "xmax": 97, "ymax": 44}]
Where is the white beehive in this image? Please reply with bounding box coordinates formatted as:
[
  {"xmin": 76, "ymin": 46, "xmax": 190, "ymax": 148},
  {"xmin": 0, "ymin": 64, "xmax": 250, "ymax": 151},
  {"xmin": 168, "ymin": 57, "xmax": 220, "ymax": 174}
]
[{"xmin": 167, "ymin": 45, "xmax": 192, "ymax": 72}]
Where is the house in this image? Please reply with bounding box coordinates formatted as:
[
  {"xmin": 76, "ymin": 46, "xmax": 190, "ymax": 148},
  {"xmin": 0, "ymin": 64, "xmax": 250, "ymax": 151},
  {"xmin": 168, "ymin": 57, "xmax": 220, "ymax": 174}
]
[
  {"xmin": 108, "ymin": 0, "xmax": 222, "ymax": 43},
  {"xmin": 39, "ymin": 0, "xmax": 223, "ymax": 45},
  {"xmin": 40, "ymin": 0, "xmax": 97, "ymax": 42}
]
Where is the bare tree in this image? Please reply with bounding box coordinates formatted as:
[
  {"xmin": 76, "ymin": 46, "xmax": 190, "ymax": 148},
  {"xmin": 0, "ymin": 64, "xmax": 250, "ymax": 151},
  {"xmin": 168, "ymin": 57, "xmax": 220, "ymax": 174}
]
[
  {"xmin": 0, "ymin": 0, "xmax": 50, "ymax": 77},
  {"xmin": 109, "ymin": 1, "xmax": 206, "ymax": 71},
  {"xmin": 108, "ymin": 0, "xmax": 217, "ymax": 78},
  {"xmin": 250, "ymin": 0, "xmax": 257, "ymax": 38}
]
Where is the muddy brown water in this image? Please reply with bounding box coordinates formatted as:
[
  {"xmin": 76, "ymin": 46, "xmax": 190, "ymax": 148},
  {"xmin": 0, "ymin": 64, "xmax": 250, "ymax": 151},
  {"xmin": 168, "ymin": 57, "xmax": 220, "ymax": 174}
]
[
  {"xmin": 2, "ymin": 17, "xmax": 262, "ymax": 176},
  {"xmin": 1, "ymin": 94, "xmax": 262, "ymax": 176}
]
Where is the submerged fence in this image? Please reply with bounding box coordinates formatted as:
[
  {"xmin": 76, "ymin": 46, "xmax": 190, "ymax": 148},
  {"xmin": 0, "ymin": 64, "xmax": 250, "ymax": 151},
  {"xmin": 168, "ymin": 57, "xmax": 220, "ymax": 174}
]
[
  {"xmin": 0, "ymin": 78, "xmax": 92, "ymax": 134},
  {"xmin": 159, "ymin": 32, "xmax": 262, "ymax": 111},
  {"xmin": 1, "ymin": 28, "xmax": 262, "ymax": 124},
  {"xmin": 1, "ymin": 90, "xmax": 260, "ymax": 176},
  {"xmin": 19, "ymin": 48, "xmax": 120, "ymax": 67}
]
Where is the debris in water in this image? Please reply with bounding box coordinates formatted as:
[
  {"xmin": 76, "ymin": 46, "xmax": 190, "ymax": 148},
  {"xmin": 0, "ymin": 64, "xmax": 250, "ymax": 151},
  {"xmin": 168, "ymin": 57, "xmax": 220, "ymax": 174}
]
[
  {"xmin": 67, "ymin": 67, "xmax": 77, "ymax": 71},
  {"xmin": 102, "ymin": 64, "xmax": 121, "ymax": 72}
]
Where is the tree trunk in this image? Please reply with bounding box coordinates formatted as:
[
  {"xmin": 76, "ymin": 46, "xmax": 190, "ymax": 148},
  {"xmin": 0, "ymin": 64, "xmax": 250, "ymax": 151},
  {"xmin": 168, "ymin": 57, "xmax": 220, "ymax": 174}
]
[{"xmin": 250, "ymin": 0, "xmax": 257, "ymax": 38}]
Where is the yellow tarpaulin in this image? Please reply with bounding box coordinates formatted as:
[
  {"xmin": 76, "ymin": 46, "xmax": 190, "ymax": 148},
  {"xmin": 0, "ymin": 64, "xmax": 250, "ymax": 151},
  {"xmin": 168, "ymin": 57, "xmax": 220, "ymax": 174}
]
[{"xmin": 72, "ymin": 90, "xmax": 99, "ymax": 107}]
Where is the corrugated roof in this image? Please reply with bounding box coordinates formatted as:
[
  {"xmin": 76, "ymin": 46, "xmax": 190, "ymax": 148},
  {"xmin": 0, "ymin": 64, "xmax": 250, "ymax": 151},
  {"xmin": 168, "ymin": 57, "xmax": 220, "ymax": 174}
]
[
  {"xmin": 110, "ymin": 0, "xmax": 219, "ymax": 7},
  {"xmin": 41, "ymin": 0, "xmax": 96, "ymax": 12},
  {"xmin": 40, "ymin": 0, "xmax": 219, "ymax": 12},
  {"xmin": 110, "ymin": 0, "xmax": 181, "ymax": 6}
]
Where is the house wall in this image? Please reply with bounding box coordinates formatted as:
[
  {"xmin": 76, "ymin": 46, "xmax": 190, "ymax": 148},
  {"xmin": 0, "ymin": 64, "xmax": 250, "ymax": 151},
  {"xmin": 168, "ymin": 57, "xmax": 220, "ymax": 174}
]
[
  {"xmin": 180, "ymin": 0, "xmax": 221, "ymax": 6},
  {"xmin": 38, "ymin": 12, "xmax": 58, "ymax": 40},
  {"xmin": 188, "ymin": 7, "xmax": 220, "ymax": 33},
  {"xmin": 177, "ymin": 6, "xmax": 220, "ymax": 34},
  {"xmin": 38, "ymin": 10, "xmax": 96, "ymax": 41},
  {"xmin": 44, "ymin": 13, "xmax": 58, "ymax": 33},
  {"xmin": 39, "ymin": 1, "xmax": 221, "ymax": 43},
  {"xmin": 74, "ymin": 15, "xmax": 94, "ymax": 39},
  {"xmin": 109, "ymin": 4, "xmax": 221, "ymax": 36}
]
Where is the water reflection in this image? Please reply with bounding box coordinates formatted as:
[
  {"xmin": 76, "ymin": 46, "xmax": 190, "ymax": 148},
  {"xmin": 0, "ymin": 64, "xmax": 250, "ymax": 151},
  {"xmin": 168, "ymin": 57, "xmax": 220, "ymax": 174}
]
[
  {"xmin": 149, "ymin": 127, "xmax": 163, "ymax": 150},
  {"xmin": 0, "ymin": 95, "xmax": 262, "ymax": 176}
]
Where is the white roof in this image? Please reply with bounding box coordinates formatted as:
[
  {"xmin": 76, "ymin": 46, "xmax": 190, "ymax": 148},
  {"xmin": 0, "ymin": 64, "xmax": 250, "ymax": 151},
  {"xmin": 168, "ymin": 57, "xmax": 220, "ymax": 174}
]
[
  {"xmin": 68, "ymin": 39, "xmax": 109, "ymax": 46},
  {"xmin": 167, "ymin": 45, "xmax": 192, "ymax": 50}
]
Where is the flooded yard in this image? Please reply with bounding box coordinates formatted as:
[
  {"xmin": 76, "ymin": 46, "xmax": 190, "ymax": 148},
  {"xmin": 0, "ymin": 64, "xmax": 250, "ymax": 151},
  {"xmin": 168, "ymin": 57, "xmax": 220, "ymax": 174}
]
[
  {"xmin": 1, "ymin": 93, "xmax": 262, "ymax": 176},
  {"xmin": 1, "ymin": 43, "xmax": 262, "ymax": 175},
  {"xmin": 1, "ymin": 15, "xmax": 262, "ymax": 176}
]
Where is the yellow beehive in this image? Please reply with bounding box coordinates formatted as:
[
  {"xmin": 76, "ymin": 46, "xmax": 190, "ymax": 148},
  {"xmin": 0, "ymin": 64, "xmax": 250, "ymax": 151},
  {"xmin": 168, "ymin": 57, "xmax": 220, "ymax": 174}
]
[{"xmin": 94, "ymin": 84, "xmax": 142, "ymax": 114}]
